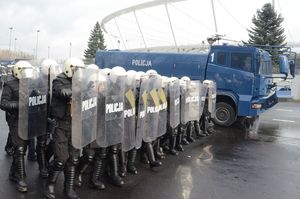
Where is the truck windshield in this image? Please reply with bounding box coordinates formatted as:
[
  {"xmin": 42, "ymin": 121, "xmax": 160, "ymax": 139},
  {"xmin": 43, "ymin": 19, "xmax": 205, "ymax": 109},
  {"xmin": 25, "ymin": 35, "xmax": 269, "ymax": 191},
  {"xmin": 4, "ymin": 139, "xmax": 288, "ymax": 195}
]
[{"xmin": 259, "ymin": 59, "xmax": 272, "ymax": 75}]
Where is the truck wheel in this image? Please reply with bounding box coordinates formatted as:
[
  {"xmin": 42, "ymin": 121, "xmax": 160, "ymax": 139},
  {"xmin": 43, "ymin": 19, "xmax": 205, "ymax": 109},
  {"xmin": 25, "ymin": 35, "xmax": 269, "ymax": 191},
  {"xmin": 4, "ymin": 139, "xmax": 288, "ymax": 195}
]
[{"xmin": 212, "ymin": 102, "xmax": 236, "ymax": 127}]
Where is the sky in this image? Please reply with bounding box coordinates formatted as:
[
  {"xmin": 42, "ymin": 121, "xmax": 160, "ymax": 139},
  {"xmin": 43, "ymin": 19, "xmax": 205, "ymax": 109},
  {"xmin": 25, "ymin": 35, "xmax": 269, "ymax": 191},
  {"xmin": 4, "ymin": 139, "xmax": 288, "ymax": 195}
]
[{"xmin": 1, "ymin": 0, "xmax": 299, "ymax": 62}]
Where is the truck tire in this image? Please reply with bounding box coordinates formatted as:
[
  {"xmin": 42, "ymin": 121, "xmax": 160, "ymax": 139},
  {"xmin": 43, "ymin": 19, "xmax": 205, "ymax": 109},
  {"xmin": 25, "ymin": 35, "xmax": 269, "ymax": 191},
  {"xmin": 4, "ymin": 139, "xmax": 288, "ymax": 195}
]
[{"xmin": 212, "ymin": 102, "xmax": 236, "ymax": 127}]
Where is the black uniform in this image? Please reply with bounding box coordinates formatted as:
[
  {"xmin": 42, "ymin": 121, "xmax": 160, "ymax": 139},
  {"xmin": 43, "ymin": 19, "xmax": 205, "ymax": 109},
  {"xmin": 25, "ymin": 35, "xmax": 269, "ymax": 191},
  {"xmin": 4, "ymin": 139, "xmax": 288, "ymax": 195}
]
[
  {"xmin": 0, "ymin": 76, "xmax": 28, "ymax": 192},
  {"xmin": 44, "ymin": 73, "xmax": 80, "ymax": 199}
]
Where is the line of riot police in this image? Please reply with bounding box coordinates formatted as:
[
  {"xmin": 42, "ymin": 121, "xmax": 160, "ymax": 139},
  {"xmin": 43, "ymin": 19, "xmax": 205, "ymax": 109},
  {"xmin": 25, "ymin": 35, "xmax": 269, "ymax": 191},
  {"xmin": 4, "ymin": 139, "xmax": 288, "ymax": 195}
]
[{"xmin": 0, "ymin": 58, "xmax": 216, "ymax": 199}]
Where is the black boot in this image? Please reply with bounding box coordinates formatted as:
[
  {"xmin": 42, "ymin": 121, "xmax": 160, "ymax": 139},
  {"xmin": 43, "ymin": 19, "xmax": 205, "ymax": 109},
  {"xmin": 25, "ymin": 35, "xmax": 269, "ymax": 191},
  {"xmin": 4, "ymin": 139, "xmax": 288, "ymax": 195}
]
[
  {"xmin": 63, "ymin": 162, "xmax": 80, "ymax": 199},
  {"xmin": 186, "ymin": 122, "xmax": 195, "ymax": 143},
  {"xmin": 75, "ymin": 155, "xmax": 93, "ymax": 187},
  {"xmin": 10, "ymin": 146, "xmax": 27, "ymax": 192},
  {"xmin": 140, "ymin": 143, "xmax": 150, "ymax": 164},
  {"xmin": 108, "ymin": 145, "xmax": 124, "ymax": 187},
  {"xmin": 200, "ymin": 115, "xmax": 209, "ymax": 136},
  {"xmin": 127, "ymin": 148, "xmax": 137, "ymax": 174},
  {"xmin": 175, "ymin": 132, "xmax": 184, "ymax": 152},
  {"xmin": 44, "ymin": 161, "xmax": 63, "ymax": 199},
  {"xmin": 5, "ymin": 133, "xmax": 14, "ymax": 156},
  {"xmin": 118, "ymin": 151, "xmax": 127, "ymax": 177},
  {"xmin": 154, "ymin": 138, "xmax": 165, "ymax": 159},
  {"xmin": 145, "ymin": 142, "xmax": 162, "ymax": 168},
  {"xmin": 194, "ymin": 120, "xmax": 206, "ymax": 138},
  {"xmin": 36, "ymin": 140, "xmax": 49, "ymax": 178},
  {"xmin": 27, "ymin": 138, "xmax": 37, "ymax": 161},
  {"xmin": 46, "ymin": 139, "xmax": 55, "ymax": 163},
  {"xmin": 181, "ymin": 126, "xmax": 190, "ymax": 145},
  {"xmin": 169, "ymin": 135, "xmax": 179, "ymax": 155},
  {"xmin": 90, "ymin": 158, "xmax": 106, "ymax": 190}
]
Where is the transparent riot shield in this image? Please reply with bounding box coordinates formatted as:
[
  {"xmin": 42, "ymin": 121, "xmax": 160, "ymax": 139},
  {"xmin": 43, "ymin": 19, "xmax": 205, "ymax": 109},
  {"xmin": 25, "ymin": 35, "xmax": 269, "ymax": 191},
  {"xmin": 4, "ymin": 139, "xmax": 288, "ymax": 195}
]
[
  {"xmin": 49, "ymin": 65, "xmax": 63, "ymax": 102},
  {"xmin": 157, "ymin": 84, "xmax": 168, "ymax": 137},
  {"xmin": 168, "ymin": 78, "xmax": 180, "ymax": 129},
  {"xmin": 207, "ymin": 81, "xmax": 217, "ymax": 118},
  {"xmin": 95, "ymin": 74, "xmax": 107, "ymax": 147},
  {"xmin": 199, "ymin": 83, "xmax": 208, "ymax": 116},
  {"xmin": 143, "ymin": 75, "xmax": 162, "ymax": 142},
  {"xmin": 187, "ymin": 81, "xmax": 200, "ymax": 122},
  {"xmin": 122, "ymin": 75, "xmax": 137, "ymax": 152},
  {"xmin": 135, "ymin": 76, "xmax": 149, "ymax": 149},
  {"xmin": 97, "ymin": 75, "xmax": 125, "ymax": 147},
  {"xmin": 71, "ymin": 68, "xmax": 98, "ymax": 149},
  {"xmin": 180, "ymin": 81, "xmax": 189, "ymax": 125},
  {"xmin": 18, "ymin": 70, "xmax": 48, "ymax": 140}
]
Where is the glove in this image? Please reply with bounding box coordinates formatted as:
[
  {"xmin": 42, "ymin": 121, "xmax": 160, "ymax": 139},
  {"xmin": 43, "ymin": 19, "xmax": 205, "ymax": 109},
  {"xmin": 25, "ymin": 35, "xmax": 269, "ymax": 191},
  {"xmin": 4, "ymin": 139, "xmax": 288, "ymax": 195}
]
[
  {"xmin": 61, "ymin": 88, "xmax": 72, "ymax": 99},
  {"xmin": 0, "ymin": 101, "xmax": 18, "ymax": 111},
  {"xmin": 9, "ymin": 101, "xmax": 18, "ymax": 110},
  {"xmin": 32, "ymin": 89, "xmax": 41, "ymax": 96}
]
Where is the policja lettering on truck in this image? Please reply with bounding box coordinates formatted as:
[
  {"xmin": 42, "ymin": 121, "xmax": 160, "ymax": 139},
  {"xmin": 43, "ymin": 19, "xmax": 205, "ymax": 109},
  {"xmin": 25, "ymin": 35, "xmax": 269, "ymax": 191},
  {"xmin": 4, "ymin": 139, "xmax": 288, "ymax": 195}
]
[
  {"xmin": 29, "ymin": 95, "xmax": 47, "ymax": 106},
  {"xmin": 131, "ymin": 59, "xmax": 152, "ymax": 67}
]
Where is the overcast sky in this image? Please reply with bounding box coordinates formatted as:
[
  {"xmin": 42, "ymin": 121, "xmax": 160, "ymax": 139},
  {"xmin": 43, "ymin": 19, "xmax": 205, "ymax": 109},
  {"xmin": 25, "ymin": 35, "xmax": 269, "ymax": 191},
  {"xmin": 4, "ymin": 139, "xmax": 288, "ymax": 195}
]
[{"xmin": 1, "ymin": 0, "xmax": 299, "ymax": 62}]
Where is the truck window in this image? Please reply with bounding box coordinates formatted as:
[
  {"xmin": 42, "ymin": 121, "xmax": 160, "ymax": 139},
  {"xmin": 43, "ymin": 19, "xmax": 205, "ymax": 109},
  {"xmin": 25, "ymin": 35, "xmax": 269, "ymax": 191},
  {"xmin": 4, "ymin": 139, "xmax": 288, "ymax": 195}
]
[
  {"xmin": 231, "ymin": 53, "xmax": 252, "ymax": 72},
  {"xmin": 259, "ymin": 60, "xmax": 272, "ymax": 75},
  {"xmin": 217, "ymin": 52, "xmax": 227, "ymax": 65}
]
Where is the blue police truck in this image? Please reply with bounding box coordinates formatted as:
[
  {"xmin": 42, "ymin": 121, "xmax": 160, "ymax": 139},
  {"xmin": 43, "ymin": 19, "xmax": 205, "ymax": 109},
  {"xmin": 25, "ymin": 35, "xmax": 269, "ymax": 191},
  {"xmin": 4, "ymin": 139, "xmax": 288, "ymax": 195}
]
[{"xmin": 95, "ymin": 45, "xmax": 296, "ymax": 126}]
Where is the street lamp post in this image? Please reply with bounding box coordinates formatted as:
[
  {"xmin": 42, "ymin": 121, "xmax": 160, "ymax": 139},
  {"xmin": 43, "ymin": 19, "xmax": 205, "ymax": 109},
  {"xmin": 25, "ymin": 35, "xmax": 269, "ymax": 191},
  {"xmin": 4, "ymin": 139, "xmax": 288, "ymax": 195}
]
[
  {"xmin": 9, "ymin": 27, "xmax": 13, "ymax": 51},
  {"xmin": 35, "ymin": 30, "xmax": 40, "ymax": 62},
  {"xmin": 14, "ymin": 38, "xmax": 17, "ymax": 58},
  {"xmin": 69, "ymin": 42, "xmax": 72, "ymax": 58},
  {"xmin": 48, "ymin": 46, "xmax": 50, "ymax": 58}
]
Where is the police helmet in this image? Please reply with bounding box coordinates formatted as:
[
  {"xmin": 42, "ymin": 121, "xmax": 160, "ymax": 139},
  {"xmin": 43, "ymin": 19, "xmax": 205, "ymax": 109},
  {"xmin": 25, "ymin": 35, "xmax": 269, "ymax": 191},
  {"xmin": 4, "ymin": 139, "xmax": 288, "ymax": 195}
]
[
  {"xmin": 109, "ymin": 66, "xmax": 126, "ymax": 83},
  {"xmin": 100, "ymin": 68, "xmax": 111, "ymax": 76},
  {"xmin": 63, "ymin": 57, "xmax": 85, "ymax": 78},
  {"xmin": 13, "ymin": 61, "xmax": 34, "ymax": 79},
  {"xmin": 146, "ymin": 69, "xmax": 157, "ymax": 76},
  {"xmin": 40, "ymin": 59, "xmax": 58, "ymax": 76}
]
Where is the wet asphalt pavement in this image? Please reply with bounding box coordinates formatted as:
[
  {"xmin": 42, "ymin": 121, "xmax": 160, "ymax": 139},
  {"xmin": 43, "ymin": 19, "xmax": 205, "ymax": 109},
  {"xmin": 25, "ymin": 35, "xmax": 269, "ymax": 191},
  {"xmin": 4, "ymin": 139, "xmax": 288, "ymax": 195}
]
[{"xmin": 0, "ymin": 101, "xmax": 300, "ymax": 199}]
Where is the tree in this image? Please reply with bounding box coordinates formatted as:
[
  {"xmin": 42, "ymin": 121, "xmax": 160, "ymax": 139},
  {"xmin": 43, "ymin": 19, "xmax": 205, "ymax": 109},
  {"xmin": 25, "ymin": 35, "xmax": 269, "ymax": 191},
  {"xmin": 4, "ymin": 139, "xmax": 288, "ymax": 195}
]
[
  {"xmin": 248, "ymin": 3, "xmax": 286, "ymax": 46},
  {"xmin": 84, "ymin": 22, "xmax": 106, "ymax": 61}
]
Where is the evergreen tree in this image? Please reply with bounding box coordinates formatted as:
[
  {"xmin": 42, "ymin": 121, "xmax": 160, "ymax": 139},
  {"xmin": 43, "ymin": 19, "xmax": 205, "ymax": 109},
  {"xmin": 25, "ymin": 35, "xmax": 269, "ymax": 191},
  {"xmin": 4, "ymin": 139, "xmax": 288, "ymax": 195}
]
[
  {"xmin": 248, "ymin": 3, "xmax": 286, "ymax": 46},
  {"xmin": 84, "ymin": 22, "xmax": 106, "ymax": 61}
]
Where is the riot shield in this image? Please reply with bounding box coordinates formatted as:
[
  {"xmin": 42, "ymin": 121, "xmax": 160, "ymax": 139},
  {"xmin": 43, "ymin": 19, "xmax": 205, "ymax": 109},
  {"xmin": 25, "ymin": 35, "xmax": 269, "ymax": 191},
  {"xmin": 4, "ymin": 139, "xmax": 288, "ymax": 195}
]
[
  {"xmin": 122, "ymin": 74, "xmax": 137, "ymax": 152},
  {"xmin": 97, "ymin": 74, "xmax": 125, "ymax": 148},
  {"xmin": 71, "ymin": 67, "xmax": 98, "ymax": 149},
  {"xmin": 180, "ymin": 80, "xmax": 189, "ymax": 125},
  {"xmin": 186, "ymin": 81, "xmax": 200, "ymax": 122},
  {"xmin": 157, "ymin": 81, "xmax": 168, "ymax": 137},
  {"xmin": 168, "ymin": 78, "xmax": 180, "ymax": 129},
  {"xmin": 143, "ymin": 75, "xmax": 162, "ymax": 142},
  {"xmin": 199, "ymin": 83, "xmax": 208, "ymax": 116},
  {"xmin": 135, "ymin": 75, "xmax": 149, "ymax": 149},
  {"xmin": 206, "ymin": 81, "xmax": 217, "ymax": 118},
  {"xmin": 49, "ymin": 65, "xmax": 63, "ymax": 102},
  {"xmin": 18, "ymin": 70, "xmax": 48, "ymax": 140}
]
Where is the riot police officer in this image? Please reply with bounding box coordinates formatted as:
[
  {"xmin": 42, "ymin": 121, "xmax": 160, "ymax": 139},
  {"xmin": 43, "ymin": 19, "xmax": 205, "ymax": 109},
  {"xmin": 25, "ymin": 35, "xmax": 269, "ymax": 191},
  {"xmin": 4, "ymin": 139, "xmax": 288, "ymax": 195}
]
[
  {"xmin": 44, "ymin": 58, "xmax": 84, "ymax": 199},
  {"xmin": 0, "ymin": 61, "xmax": 34, "ymax": 192},
  {"xmin": 35, "ymin": 59, "xmax": 59, "ymax": 178}
]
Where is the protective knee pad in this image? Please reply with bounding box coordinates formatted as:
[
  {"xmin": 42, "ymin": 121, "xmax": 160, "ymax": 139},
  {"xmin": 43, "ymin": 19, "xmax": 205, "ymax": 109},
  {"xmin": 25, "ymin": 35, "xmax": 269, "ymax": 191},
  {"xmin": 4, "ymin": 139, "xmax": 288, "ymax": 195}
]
[
  {"xmin": 109, "ymin": 145, "xmax": 118, "ymax": 154},
  {"xmin": 15, "ymin": 146, "xmax": 26, "ymax": 156},
  {"xmin": 95, "ymin": 147, "xmax": 107, "ymax": 159},
  {"xmin": 53, "ymin": 160, "xmax": 64, "ymax": 170},
  {"xmin": 68, "ymin": 157, "xmax": 79, "ymax": 166}
]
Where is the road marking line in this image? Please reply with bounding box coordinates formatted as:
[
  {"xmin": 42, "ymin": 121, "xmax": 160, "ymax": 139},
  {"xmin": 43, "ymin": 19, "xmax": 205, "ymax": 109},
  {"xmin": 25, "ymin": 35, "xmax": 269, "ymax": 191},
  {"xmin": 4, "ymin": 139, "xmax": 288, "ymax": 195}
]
[
  {"xmin": 272, "ymin": 119, "xmax": 295, "ymax": 123},
  {"xmin": 274, "ymin": 109, "xmax": 293, "ymax": 112}
]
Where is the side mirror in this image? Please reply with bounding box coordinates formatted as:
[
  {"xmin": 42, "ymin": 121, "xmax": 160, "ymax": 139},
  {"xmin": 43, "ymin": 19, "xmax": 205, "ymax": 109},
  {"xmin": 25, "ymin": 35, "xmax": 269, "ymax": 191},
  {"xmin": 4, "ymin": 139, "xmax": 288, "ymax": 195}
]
[
  {"xmin": 279, "ymin": 55, "xmax": 289, "ymax": 77},
  {"xmin": 289, "ymin": 60, "xmax": 296, "ymax": 78}
]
